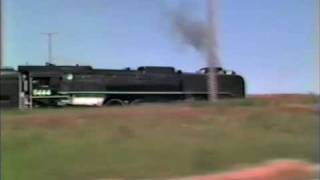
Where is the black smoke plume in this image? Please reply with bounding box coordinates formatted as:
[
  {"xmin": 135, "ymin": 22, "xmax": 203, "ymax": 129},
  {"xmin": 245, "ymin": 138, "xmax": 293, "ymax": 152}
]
[{"xmin": 171, "ymin": 8, "xmax": 208, "ymax": 53}]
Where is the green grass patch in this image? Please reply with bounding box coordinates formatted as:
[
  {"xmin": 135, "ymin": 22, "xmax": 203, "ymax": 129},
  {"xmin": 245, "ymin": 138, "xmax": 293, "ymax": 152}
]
[{"xmin": 1, "ymin": 96, "xmax": 317, "ymax": 179}]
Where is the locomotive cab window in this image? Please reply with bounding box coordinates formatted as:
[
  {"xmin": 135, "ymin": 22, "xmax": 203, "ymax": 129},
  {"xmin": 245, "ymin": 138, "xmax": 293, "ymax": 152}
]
[{"xmin": 32, "ymin": 77, "xmax": 50, "ymax": 86}]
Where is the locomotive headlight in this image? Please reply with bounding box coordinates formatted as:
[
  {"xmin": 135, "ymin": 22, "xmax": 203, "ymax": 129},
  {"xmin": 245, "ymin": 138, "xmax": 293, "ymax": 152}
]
[{"xmin": 66, "ymin": 73, "xmax": 74, "ymax": 81}]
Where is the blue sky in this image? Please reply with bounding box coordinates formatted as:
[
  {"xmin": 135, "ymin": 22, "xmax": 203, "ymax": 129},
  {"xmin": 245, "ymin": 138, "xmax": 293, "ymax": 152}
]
[{"xmin": 3, "ymin": 0, "xmax": 317, "ymax": 94}]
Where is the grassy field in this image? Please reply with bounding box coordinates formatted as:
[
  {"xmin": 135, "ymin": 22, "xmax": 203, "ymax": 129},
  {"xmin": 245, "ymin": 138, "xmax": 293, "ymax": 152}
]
[{"xmin": 1, "ymin": 95, "xmax": 318, "ymax": 180}]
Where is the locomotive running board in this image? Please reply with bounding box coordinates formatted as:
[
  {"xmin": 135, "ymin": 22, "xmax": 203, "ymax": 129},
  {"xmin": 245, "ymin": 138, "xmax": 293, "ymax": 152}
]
[{"xmin": 58, "ymin": 91, "xmax": 209, "ymax": 95}]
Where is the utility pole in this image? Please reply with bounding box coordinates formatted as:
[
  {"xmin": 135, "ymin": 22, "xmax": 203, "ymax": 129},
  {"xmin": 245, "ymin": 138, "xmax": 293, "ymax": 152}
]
[
  {"xmin": 315, "ymin": 0, "xmax": 320, "ymax": 178},
  {"xmin": 0, "ymin": 1, "xmax": 3, "ymax": 179},
  {"xmin": 207, "ymin": 0, "xmax": 220, "ymax": 102},
  {"xmin": 0, "ymin": 0, "xmax": 4, "ymax": 68},
  {"xmin": 41, "ymin": 32, "xmax": 58, "ymax": 64}
]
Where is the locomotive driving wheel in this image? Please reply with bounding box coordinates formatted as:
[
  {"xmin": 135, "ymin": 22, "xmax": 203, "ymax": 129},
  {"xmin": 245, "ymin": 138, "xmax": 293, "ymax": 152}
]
[{"xmin": 105, "ymin": 99, "xmax": 125, "ymax": 106}]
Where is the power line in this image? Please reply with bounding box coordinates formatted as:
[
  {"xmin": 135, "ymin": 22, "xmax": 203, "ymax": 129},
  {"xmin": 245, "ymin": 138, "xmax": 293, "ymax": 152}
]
[{"xmin": 41, "ymin": 32, "xmax": 58, "ymax": 64}]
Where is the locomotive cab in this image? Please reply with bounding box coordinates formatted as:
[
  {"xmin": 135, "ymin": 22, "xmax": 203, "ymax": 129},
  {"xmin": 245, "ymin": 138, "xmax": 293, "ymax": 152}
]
[{"xmin": 0, "ymin": 68, "xmax": 22, "ymax": 108}]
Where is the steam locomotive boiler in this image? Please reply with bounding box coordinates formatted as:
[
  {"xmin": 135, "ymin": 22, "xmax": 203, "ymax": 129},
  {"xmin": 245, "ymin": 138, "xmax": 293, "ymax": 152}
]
[{"xmin": 0, "ymin": 64, "xmax": 245, "ymax": 108}]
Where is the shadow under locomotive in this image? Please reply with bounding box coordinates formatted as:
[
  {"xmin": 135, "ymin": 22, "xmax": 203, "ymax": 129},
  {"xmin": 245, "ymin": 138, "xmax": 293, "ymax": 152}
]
[{"xmin": 0, "ymin": 64, "xmax": 245, "ymax": 108}]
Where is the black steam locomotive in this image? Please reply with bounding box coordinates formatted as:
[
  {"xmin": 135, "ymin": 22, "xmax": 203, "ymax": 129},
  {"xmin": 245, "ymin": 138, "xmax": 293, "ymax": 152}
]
[{"xmin": 0, "ymin": 64, "xmax": 245, "ymax": 108}]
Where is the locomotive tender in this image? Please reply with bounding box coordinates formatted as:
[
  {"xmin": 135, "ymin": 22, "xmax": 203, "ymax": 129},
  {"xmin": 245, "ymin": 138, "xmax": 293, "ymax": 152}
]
[{"xmin": 0, "ymin": 64, "xmax": 245, "ymax": 108}]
